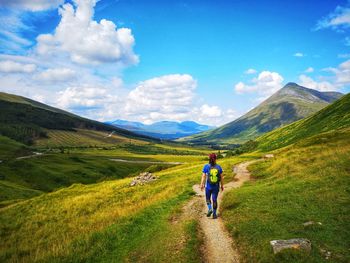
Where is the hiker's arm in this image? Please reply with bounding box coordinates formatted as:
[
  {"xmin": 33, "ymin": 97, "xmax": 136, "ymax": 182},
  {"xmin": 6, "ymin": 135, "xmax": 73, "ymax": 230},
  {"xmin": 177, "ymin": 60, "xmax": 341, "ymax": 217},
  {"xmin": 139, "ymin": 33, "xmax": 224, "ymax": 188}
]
[
  {"xmin": 200, "ymin": 173, "xmax": 206, "ymax": 191},
  {"xmin": 220, "ymin": 173, "xmax": 224, "ymax": 191}
]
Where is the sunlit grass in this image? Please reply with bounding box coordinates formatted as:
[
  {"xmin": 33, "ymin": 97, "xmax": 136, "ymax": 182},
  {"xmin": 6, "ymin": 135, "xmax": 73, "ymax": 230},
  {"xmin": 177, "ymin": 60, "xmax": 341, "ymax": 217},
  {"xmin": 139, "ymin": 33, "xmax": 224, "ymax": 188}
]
[
  {"xmin": 0, "ymin": 154, "xmax": 248, "ymax": 262},
  {"xmin": 222, "ymin": 130, "xmax": 350, "ymax": 262}
]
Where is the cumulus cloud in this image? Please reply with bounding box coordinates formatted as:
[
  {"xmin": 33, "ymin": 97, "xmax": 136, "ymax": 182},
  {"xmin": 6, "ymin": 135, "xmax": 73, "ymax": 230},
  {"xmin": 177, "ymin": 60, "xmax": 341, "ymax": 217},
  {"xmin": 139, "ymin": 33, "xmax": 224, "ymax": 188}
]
[
  {"xmin": 57, "ymin": 85, "xmax": 113, "ymax": 110},
  {"xmin": 200, "ymin": 104, "xmax": 222, "ymax": 118},
  {"xmin": 0, "ymin": 60, "xmax": 36, "ymax": 73},
  {"xmin": 124, "ymin": 74, "xmax": 197, "ymax": 123},
  {"xmin": 36, "ymin": 0, "xmax": 139, "ymax": 66},
  {"xmin": 244, "ymin": 68, "xmax": 257, "ymax": 74},
  {"xmin": 294, "ymin": 52, "xmax": 304, "ymax": 57},
  {"xmin": 299, "ymin": 59, "xmax": 350, "ymax": 91},
  {"xmin": 304, "ymin": 67, "xmax": 314, "ymax": 73},
  {"xmin": 35, "ymin": 68, "xmax": 76, "ymax": 83},
  {"xmin": 234, "ymin": 71, "xmax": 284, "ymax": 97},
  {"xmin": 326, "ymin": 59, "xmax": 350, "ymax": 84},
  {"xmin": 0, "ymin": 0, "xmax": 64, "ymax": 11},
  {"xmin": 299, "ymin": 75, "xmax": 335, "ymax": 92},
  {"xmin": 316, "ymin": 4, "xmax": 350, "ymax": 31}
]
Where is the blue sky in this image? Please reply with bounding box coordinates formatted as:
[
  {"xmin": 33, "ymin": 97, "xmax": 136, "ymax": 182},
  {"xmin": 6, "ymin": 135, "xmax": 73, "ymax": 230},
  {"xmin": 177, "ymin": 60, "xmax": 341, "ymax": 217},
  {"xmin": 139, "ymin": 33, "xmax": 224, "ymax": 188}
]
[{"xmin": 0, "ymin": 0, "xmax": 349, "ymax": 125}]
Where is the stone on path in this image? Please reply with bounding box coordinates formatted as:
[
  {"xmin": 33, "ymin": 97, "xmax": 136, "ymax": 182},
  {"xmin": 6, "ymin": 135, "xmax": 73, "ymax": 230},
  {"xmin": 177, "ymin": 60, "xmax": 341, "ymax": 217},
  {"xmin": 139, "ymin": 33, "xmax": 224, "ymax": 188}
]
[{"xmin": 270, "ymin": 238, "xmax": 311, "ymax": 254}]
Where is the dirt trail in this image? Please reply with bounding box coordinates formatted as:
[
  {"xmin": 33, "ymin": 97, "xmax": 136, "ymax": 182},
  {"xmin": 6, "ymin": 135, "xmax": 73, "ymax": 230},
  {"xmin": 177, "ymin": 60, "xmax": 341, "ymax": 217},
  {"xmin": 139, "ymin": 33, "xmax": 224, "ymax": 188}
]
[{"xmin": 184, "ymin": 160, "xmax": 259, "ymax": 263}]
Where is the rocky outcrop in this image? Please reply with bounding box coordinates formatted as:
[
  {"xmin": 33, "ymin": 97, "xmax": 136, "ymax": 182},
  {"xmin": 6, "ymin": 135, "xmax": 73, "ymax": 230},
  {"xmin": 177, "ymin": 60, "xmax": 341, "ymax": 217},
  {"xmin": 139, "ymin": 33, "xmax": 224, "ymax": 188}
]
[{"xmin": 130, "ymin": 172, "xmax": 158, "ymax": 186}]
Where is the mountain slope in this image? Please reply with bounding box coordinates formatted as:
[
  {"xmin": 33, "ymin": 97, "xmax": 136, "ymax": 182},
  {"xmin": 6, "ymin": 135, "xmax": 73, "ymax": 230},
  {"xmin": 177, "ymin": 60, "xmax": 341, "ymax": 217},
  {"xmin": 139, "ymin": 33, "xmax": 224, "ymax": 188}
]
[
  {"xmin": 181, "ymin": 83, "xmax": 343, "ymax": 145},
  {"xmin": 107, "ymin": 120, "xmax": 214, "ymax": 139},
  {"xmin": 0, "ymin": 92, "xmax": 154, "ymax": 145},
  {"xmin": 257, "ymin": 92, "xmax": 350, "ymax": 151}
]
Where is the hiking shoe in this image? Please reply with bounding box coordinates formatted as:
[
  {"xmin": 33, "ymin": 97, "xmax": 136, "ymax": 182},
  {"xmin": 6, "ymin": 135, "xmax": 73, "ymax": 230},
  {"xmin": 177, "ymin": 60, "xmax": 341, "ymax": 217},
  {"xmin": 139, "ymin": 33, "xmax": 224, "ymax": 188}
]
[
  {"xmin": 206, "ymin": 209, "xmax": 213, "ymax": 217},
  {"xmin": 213, "ymin": 214, "xmax": 218, "ymax": 219}
]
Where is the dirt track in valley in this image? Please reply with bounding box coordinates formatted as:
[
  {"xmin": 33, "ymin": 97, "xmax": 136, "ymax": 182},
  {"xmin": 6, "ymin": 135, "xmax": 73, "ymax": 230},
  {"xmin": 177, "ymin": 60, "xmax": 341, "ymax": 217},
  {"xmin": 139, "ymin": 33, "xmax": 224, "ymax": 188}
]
[{"xmin": 183, "ymin": 160, "xmax": 259, "ymax": 263}]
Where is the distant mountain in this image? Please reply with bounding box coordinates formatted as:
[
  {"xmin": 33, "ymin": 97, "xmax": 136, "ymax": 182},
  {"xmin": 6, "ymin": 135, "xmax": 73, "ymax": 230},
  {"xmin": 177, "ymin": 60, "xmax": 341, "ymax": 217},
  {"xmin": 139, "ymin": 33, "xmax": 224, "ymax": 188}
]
[
  {"xmin": 106, "ymin": 120, "xmax": 214, "ymax": 140},
  {"xmin": 0, "ymin": 92, "xmax": 153, "ymax": 145},
  {"xmin": 257, "ymin": 92, "xmax": 350, "ymax": 151},
  {"xmin": 180, "ymin": 83, "xmax": 343, "ymax": 145}
]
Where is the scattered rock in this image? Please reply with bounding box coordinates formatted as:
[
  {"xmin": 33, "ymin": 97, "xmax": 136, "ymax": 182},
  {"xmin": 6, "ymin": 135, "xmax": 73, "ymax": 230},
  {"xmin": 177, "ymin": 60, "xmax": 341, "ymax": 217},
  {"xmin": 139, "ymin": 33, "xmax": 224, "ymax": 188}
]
[
  {"xmin": 270, "ymin": 238, "xmax": 311, "ymax": 254},
  {"xmin": 264, "ymin": 154, "xmax": 274, "ymax": 159},
  {"xmin": 130, "ymin": 172, "xmax": 158, "ymax": 186},
  {"xmin": 303, "ymin": 221, "xmax": 322, "ymax": 226}
]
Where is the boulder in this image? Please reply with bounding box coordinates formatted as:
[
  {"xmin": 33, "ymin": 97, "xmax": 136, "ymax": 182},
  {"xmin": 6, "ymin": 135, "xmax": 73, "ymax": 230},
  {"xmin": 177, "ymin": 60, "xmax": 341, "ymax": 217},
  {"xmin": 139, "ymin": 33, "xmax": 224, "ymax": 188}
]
[
  {"xmin": 270, "ymin": 238, "xmax": 311, "ymax": 254},
  {"xmin": 264, "ymin": 154, "xmax": 274, "ymax": 159}
]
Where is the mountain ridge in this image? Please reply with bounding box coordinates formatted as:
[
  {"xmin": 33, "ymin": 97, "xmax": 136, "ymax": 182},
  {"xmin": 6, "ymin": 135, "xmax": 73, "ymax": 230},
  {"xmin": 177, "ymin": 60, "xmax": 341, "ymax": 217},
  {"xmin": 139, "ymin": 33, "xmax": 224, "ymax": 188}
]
[
  {"xmin": 180, "ymin": 83, "xmax": 343, "ymax": 145},
  {"xmin": 107, "ymin": 119, "xmax": 214, "ymax": 140}
]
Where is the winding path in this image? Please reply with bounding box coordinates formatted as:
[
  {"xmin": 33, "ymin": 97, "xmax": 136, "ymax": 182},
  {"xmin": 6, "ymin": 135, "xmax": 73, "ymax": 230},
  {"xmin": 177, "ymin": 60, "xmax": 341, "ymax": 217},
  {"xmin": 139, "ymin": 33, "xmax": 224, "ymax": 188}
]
[{"xmin": 184, "ymin": 159, "xmax": 259, "ymax": 263}]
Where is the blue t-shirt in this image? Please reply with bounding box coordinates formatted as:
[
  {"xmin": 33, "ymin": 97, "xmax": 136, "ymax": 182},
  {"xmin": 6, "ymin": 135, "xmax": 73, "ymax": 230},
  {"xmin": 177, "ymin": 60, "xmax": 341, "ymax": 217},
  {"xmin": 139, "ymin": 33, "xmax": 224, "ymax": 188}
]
[{"xmin": 202, "ymin": 163, "xmax": 223, "ymax": 189}]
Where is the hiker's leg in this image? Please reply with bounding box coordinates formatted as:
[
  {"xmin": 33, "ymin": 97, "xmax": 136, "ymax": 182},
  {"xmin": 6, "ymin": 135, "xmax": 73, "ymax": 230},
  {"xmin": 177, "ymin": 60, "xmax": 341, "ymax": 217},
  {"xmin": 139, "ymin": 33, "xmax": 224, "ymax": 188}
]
[
  {"xmin": 205, "ymin": 187, "xmax": 212, "ymax": 211},
  {"xmin": 212, "ymin": 188, "xmax": 219, "ymax": 216}
]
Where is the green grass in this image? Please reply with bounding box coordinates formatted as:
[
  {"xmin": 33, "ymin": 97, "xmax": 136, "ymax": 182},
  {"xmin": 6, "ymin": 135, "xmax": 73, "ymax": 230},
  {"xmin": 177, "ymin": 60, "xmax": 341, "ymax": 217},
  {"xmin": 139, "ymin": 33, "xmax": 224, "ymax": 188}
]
[
  {"xmin": 0, "ymin": 153, "xmax": 162, "ymax": 198},
  {"xmin": 0, "ymin": 181, "xmax": 43, "ymax": 207},
  {"xmin": 0, "ymin": 152, "xmax": 249, "ymax": 262},
  {"xmin": 222, "ymin": 130, "xmax": 350, "ymax": 262},
  {"xmin": 0, "ymin": 159, "xmax": 203, "ymax": 262},
  {"xmin": 0, "ymin": 135, "xmax": 31, "ymax": 160}
]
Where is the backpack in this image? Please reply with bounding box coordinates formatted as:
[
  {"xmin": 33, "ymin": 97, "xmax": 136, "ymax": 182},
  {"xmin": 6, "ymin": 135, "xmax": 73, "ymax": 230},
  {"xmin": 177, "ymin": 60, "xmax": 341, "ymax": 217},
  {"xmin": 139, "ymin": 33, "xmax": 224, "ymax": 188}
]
[{"xmin": 208, "ymin": 165, "xmax": 220, "ymax": 185}]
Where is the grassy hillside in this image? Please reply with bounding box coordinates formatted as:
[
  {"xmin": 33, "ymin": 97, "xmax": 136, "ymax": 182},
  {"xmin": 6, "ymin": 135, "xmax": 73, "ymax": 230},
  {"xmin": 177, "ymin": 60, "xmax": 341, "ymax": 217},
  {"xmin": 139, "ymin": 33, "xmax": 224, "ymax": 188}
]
[
  {"xmin": 0, "ymin": 154, "xmax": 158, "ymax": 195},
  {"xmin": 257, "ymin": 93, "xmax": 350, "ymax": 151},
  {"xmin": 222, "ymin": 128, "xmax": 350, "ymax": 262},
  {"xmin": 34, "ymin": 129, "xmax": 147, "ymax": 148},
  {"xmin": 181, "ymin": 83, "xmax": 342, "ymax": 146},
  {"xmin": 0, "ymin": 135, "xmax": 31, "ymax": 160},
  {"xmin": 0, "ymin": 92, "xmax": 152, "ymax": 145},
  {"xmin": 0, "ymin": 154, "xmax": 250, "ymax": 262}
]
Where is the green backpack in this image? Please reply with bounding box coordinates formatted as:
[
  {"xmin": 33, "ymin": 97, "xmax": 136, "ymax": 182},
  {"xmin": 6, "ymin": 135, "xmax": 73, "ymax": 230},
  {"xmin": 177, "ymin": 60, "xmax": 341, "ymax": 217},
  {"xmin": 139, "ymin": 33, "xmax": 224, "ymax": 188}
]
[{"xmin": 208, "ymin": 166, "xmax": 220, "ymax": 185}]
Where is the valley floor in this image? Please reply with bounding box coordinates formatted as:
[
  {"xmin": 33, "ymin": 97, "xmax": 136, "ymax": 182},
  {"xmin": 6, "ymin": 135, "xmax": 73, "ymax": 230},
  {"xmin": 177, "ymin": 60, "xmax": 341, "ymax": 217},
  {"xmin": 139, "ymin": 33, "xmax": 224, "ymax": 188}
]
[{"xmin": 0, "ymin": 129, "xmax": 349, "ymax": 262}]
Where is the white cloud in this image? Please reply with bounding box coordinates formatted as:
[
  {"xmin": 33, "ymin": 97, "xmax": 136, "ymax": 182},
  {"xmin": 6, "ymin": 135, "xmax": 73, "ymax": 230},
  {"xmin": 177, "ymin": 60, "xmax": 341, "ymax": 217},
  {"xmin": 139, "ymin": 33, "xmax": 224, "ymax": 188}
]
[
  {"xmin": 36, "ymin": 0, "xmax": 139, "ymax": 66},
  {"xmin": 294, "ymin": 52, "xmax": 304, "ymax": 57},
  {"xmin": 299, "ymin": 59, "xmax": 350, "ymax": 91},
  {"xmin": 299, "ymin": 75, "xmax": 335, "ymax": 92},
  {"xmin": 200, "ymin": 104, "xmax": 222, "ymax": 118},
  {"xmin": 57, "ymin": 85, "xmax": 112, "ymax": 110},
  {"xmin": 304, "ymin": 67, "xmax": 314, "ymax": 73},
  {"xmin": 234, "ymin": 71, "xmax": 284, "ymax": 97},
  {"xmin": 316, "ymin": 4, "xmax": 350, "ymax": 31},
  {"xmin": 0, "ymin": 0, "xmax": 64, "ymax": 11},
  {"xmin": 330, "ymin": 59, "xmax": 350, "ymax": 84},
  {"xmin": 0, "ymin": 60, "xmax": 36, "ymax": 73},
  {"xmin": 124, "ymin": 74, "xmax": 197, "ymax": 123},
  {"xmin": 244, "ymin": 68, "xmax": 257, "ymax": 74},
  {"xmin": 35, "ymin": 68, "xmax": 76, "ymax": 83},
  {"xmin": 0, "ymin": 10, "xmax": 33, "ymax": 52}
]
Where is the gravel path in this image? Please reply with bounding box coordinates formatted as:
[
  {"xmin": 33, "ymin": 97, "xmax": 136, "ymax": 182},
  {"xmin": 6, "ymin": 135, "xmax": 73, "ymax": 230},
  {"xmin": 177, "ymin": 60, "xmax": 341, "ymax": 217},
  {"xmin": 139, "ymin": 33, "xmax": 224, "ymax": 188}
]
[{"xmin": 185, "ymin": 160, "xmax": 259, "ymax": 263}]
